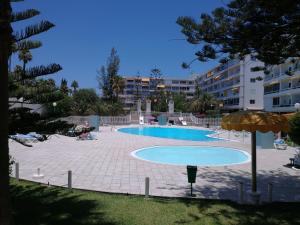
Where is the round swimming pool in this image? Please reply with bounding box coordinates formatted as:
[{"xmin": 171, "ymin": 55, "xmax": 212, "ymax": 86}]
[
  {"xmin": 118, "ymin": 127, "xmax": 218, "ymax": 141},
  {"xmin": 132, "ymin": 146, "xmax": 250, "ymax": 166}
]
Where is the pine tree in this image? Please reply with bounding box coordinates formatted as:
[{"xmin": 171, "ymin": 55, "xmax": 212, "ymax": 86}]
[
  {"xmin": 0, "ymin": 1, "xmax": 63, "ymax": 224},
  {"xmin": 97, "ymin": 48, "xmax": 121, "ymax": 102},
  {"xmin": 177, "ymin": 0, "xmax": 300, "ymax": 69}
]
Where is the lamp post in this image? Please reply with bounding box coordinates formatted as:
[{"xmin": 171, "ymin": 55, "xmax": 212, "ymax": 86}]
[
  {"xmin": 53, "ymin": 102, "xmax": 57, "ymax": 114},
  {"xmin": 295, "ymin": 103, "xmax": 300, "ymax": 112}
]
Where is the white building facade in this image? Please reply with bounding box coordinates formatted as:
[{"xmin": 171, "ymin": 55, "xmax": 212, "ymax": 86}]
[
  {"xmin": 120, "ymin": 76, "xmax": 195, "ymax": 110},
  {"xmin": 264, "ymin": 58, "xmax": 300, "ymax": 113},
  {"xmin": 196, "ymin": 55, "xmax": 265, "ymax": 111}
]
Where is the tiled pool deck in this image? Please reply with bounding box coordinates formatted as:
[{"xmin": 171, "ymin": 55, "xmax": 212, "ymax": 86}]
[{"xmin": 9, "ymin": 125, "xmax": 300, "ymax": 203}]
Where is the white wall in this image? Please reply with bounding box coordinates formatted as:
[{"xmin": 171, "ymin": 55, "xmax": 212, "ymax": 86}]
[{"xmin": 242, "ymin": 55, "xmax": 264, "ymax": 110}]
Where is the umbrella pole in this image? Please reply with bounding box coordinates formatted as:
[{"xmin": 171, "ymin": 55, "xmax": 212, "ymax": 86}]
[{"xmin": 251, "ymin": 131, "xmax": 257, "ymax": 193}]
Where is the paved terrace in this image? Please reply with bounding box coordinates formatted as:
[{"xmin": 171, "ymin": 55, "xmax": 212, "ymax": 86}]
[{"xmin": 9, "ymin": 125, "xmax": 300, "ymax": 203}]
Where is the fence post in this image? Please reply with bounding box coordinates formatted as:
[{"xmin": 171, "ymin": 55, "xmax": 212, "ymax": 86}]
[
  {"xmin": 145, "ymin": 177, "xmax": 150, "ymax": 198},
  {"xmin": 68, "ymin": 170, "xmax": 72, "ymax": 189},
  {"xmin": 268, "ymin": 182, "xmax": 273, "ymax": 202},
  {"xmin": 15, "ymin": 162, "xmax": 19, "ymax": 181},
  {"xmin": 238, "ymin": 182, "xmax": 244, "ymax": 204}
]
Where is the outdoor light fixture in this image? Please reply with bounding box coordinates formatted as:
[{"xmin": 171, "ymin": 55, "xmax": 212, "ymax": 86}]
[{"xmin": 52, "ymin": 102, "xmax": 57, "ymax": 107}]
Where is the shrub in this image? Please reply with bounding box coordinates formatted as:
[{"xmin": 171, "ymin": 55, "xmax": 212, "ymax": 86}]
[{"xmin": 288, "ymin": 112, "xmax": 300, "ymax": 146}]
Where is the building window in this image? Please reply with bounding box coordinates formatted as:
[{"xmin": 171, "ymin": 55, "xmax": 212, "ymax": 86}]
[
  {"xmin": 273, "ymin": 97, "xmax": 280, "ymax": 106},
  {"xmin": 250, "ymin": 99, "xmax": 255, "ymax": 104},
  {"xmin": 250, "ymin": 78, "xmax": 256, "ymax": 83},
  {"xmin": 250, "ymin": 55, "xmax": 256, "ymax": 61}
]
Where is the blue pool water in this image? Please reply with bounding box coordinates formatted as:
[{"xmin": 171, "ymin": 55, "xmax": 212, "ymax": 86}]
[
  {"xmin": 118, "ymin": 127, "xmax": 217, "ymax": 141},
  {"xmin": 133, "ymin": 146, "xmax": 250, "ymax": 166}
]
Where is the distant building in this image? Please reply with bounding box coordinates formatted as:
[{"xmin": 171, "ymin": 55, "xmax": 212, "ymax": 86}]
[
  {"xmin": 120, "ymin": 76, "xmax": 195, "ymax": 110},
  {"xmin": 263, "ymin": 58, "xmax": 300, "ymax": 113},
  {"xmin": 196, "ymin": 55, "xmax": 265, "ymax": 111}
]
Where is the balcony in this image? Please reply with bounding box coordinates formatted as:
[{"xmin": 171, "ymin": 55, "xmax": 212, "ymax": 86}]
[
  {"xmin": 264, "ymin": 63, "xmax": 300, "ymax": 82},
  {"xmin": 264, "ymin": 89, "xmax": 280, "ymax": 95}
]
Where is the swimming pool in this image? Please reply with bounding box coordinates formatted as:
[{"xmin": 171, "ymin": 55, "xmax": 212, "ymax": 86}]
[
  {"xmin": 132, "ymin": 146, "xmax": 250, "ymax": 166},
  {"xmin": 118, "ymin": 127, "xmax": 218, "ymax": 141}
]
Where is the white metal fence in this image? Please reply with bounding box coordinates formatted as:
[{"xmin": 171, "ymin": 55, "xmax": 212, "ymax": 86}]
[
  {"xmin": 60, "ymin": 113, "xmax": 222, "ymax": 127},
  {"xmin": 99, "ymin": 115, "xmax": 131, "ymax": 125},
  {"xmin": 190, "ymin": 114, "xmax": 222, "ymax": 127}
]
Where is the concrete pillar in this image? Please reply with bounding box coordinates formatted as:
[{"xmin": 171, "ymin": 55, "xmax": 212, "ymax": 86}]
[
  {"xmin": 68, "ymin": 170, "xmax": 72, "ymax": 189},
  {"xmin": 137, "ymin": 99, "xmax": 142, "ymax": 113},
  {"xmin": 146, "ymin": 100, "xmax": 151, "ymax": 114},
  {"xmin": 168, "ymin": 100, "xmax": 174, "ymax": 114},
  {"xmin": 145, "ymin": 177, "xmax": 150, "ymax": 198}
]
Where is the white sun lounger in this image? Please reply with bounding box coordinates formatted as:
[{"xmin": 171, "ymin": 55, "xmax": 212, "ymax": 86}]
[
  {"xmin": 274, "ymin": 139, "xmax": 288, "ymax": 150},
  {"xmin": 178, "ymin": 117, "xmax": 187, "ymax": 126},
  {"xmin": 139, "ymin": 116, "xmax": 144, "ymax": 125}
]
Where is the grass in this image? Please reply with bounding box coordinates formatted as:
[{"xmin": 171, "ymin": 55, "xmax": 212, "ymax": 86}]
[{"xmin": 11, "ymin": 179, "xmax": 300, "ymax": 225}]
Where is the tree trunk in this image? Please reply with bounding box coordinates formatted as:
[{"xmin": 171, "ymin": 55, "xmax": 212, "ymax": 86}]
[{"xmin": 0, "ymin": 1, "xmax": 13, "ymax": 225}]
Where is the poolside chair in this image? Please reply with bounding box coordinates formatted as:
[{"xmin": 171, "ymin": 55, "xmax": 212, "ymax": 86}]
[
  {"xmin": 77, "ymin": 132, "xmax": 97, "ymax": 141},
  {"xmin": 139, "ymin": 116, "xmax": 144, "ymax": 125},
  {"xmin": 9, "ymin": 133, "xmax": 39, "ymax": 147},
  {"xmin": 178, "ymin": 117, "xmax": 187, "ymax": 126},
  {"xmin": 274, "ymin": 139, "xmax": 288, "ymax": 150}
]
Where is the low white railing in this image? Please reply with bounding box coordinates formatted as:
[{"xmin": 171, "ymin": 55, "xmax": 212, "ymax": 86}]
[
  {"xmin": 99, "ymin": 115, "xmax": 131, "ymax": 125},
  {"xmin": 190, "ymin": 114, "xmax": 222, "ymax": 127}
]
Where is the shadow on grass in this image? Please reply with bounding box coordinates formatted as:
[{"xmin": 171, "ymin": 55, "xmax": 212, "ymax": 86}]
[
  {"xmin": 146, "ymin": 196, "xmax": 300, "ymax": 225},
  {"xmin": 157, "ymin": 167, "xmax": 300, "ymax": 202},
  {"xmin": 10, "ymin": 182, "xmax": 116, "ymax": 225},
  {"xmin": 180, "ymin": 198, "xmax": 300, "ymax": 225},
  {"xmin": 164, "ymin": 166, "xmax": 300, "ymax": 225}
]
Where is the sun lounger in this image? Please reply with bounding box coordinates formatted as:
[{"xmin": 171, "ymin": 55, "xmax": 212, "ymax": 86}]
[
  {"xmin": 139, "ymin": 116, "xmax": 144, "ymax": 125},
  {"xmin": 274, "ymin": 139, "xmax": 288, "ymax": 150},
  {"xmin": 9, "ymin": 133, "xmax": 39, "ymax": 147},
  {"xmin": 178, "ymin": 117, "xmax": 187, "ymax": 126},
  {"xmin": 77, "ymin": 132, "xmax": 97, "ymax": 141}
]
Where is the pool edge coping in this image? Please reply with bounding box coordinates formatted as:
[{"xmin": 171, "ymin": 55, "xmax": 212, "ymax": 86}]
[{"xmin": 130, "ymin": 145, "xmax": 251, "ymax": 167}]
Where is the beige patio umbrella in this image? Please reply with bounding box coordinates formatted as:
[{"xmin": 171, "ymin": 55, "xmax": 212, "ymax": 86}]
[{"xmin": 221, "ymin": 111, "xmax": 289, "ymax": 194}]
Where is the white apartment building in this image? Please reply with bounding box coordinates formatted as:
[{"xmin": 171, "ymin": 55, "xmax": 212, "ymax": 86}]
[
  {"xmin": 264, "ymin": 58, "xmax": 300, "ymax": 113},
  {"xmin": 120, "ymin": 76, "xmax": 195, "ymax": 109},
  {"xmin": 196, "ymin": 55, "xmax": 264, "ymax": 111}
]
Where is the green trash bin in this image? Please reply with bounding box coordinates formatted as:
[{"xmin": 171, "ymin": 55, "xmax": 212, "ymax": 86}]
[
  {"xmin": 187, "ymin": 165, "xmax": 197, "ymax": 196},
  {"xmin": 187, "ymin": 165, "xmax": 197, "ymax": 183}
]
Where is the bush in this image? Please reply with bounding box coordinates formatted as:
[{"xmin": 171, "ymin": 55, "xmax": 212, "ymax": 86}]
[
  {"xmin": 95, "ymin": 100, "xmax": 124, "ymax": 116},
  {"xmin": 288, "ymin": 112, "xmax": 300, "ymax": 146},
  {"xmin": 72, "ymin": 89, "xmax": 99, "ymax": 115}
]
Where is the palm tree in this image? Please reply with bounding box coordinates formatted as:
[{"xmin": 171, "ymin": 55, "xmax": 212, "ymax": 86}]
[
  {"xmin": 190, "ymin": 92, "xmax": 218, "ymax": 114},
  {"xmin": 18, "ymin": 49, "xmax": 32, "ymax": 83},
  {"xmin": 71, "ymin": 80, "xmax": 79, "ymax": 94},
  {"xmin": 112, "ymin": 75, "xmax": 125, "ymax": 101},
  {"xmin": 60, "ymin": 78, "xmax": 69, "ymax": 95}
]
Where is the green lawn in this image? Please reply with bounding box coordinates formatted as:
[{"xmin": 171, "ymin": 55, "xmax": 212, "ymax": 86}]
[{"xmin": 11, "ymin": 180, "xmax": 300, "ymax": 225}]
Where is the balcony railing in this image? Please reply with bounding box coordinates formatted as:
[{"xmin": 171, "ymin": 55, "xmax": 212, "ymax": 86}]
[
  {"xmin": 264, "ymin": 90, "xmax": 280, "ymax": 95},
  {"xmin": 272, "ymin": 104, "xmax": 292, "ymax": 108}
]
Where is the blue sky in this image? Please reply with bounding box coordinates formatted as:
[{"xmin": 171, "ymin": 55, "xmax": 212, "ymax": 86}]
[{"xmin": 12, "ymin": 0, "xmax": 228, "ymax": 90}]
